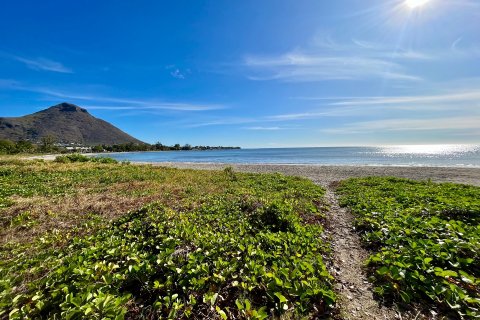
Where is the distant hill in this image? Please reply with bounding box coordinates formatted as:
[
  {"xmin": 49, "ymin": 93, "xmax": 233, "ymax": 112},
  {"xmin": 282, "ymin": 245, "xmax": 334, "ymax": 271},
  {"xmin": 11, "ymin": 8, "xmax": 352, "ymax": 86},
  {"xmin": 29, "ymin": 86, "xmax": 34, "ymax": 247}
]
[{"xmin": 0, "ymin": 102, "xmax": 144, "ymax": 145}]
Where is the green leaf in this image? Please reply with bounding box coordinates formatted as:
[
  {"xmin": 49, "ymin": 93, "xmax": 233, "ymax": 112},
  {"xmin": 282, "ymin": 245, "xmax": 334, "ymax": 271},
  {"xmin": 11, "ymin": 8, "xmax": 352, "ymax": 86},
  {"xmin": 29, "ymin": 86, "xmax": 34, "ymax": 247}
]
[
  {"xmin": 216, "ymin": 306, "xmax": 227, "ymax": 320},
  {"xmin": 377, "ymin": 266, "xmax": 389, "ymax": 275},
  {"xmin": 399, "ymin": 291, "xmax": 411, "ymax": 303},
  {"xmin": 274, "ymin": 292, "xmax": 287, "ymax": 303},
  {"xmin": 210, "ymin": 293, "xmax": 218, "ymax": 305},
  {"xmin": 235, "ymin": 299, "xmax": 243, "ymax": 310},
  {"xmin": 9, "ymin": 308, "xmax": 19, "ymax": 318},
  {"xmin": 245, "ymin": 299, "xmax": 251, "ymax": 311}
]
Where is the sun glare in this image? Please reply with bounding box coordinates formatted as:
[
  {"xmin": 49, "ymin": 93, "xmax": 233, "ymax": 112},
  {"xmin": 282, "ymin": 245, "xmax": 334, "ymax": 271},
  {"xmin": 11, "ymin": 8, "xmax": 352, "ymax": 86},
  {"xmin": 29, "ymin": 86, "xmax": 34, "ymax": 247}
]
[{"xmin": 405, "ymin": 0, "xmax": 431, "ymax": 9}]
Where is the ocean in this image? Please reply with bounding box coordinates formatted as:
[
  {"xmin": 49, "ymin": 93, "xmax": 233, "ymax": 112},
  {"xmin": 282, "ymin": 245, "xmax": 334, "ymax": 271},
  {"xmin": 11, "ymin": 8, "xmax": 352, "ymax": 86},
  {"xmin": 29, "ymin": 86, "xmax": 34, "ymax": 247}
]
[{"xmin": 100, "ymin": 145, "xmax": 480, "ymax": 167}]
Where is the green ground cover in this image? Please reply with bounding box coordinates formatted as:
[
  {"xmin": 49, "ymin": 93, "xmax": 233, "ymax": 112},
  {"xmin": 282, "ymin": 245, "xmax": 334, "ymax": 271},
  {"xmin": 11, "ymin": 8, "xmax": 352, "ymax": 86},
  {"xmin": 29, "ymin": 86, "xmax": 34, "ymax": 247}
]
[
  {"xmin": 0, "ymin": 159, "xmax": 334, "ymax": 319},
  {"xmin": 337, "ymin": 177, "xmax": 480, "ymax": 318}
]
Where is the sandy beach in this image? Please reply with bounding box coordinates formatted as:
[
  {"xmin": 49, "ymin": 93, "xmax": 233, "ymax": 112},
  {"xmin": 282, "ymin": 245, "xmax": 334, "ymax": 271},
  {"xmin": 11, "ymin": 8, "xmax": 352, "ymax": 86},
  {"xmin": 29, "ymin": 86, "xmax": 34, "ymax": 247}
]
[{"xmin": 155, "ymin": 162, "xmax": 480, "ymax": 187}]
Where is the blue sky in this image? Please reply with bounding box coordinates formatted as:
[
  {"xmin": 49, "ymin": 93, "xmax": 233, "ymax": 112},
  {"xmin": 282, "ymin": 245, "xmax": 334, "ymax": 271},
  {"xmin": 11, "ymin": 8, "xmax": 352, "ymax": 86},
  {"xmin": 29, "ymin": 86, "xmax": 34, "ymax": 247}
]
[{"xmin": 0, "ymin": 0, "xmax": 479, "ymax": 147}]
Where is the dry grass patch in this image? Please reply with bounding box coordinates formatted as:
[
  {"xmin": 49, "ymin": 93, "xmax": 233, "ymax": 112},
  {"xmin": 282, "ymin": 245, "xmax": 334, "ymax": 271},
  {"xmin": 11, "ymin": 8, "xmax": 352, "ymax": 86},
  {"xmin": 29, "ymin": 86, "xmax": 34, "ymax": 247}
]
[{"xmin": 0, "ymin": 191, "xmax": 160, "ymax": 246}]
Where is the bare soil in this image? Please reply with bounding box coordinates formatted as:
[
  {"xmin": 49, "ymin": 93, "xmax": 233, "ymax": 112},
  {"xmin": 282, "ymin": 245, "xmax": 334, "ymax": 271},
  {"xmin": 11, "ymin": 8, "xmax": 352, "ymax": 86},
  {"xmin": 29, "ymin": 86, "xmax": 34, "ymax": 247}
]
[{"xmin": 324, "ymin": 185, "xmax": 400, "ymax": 320}]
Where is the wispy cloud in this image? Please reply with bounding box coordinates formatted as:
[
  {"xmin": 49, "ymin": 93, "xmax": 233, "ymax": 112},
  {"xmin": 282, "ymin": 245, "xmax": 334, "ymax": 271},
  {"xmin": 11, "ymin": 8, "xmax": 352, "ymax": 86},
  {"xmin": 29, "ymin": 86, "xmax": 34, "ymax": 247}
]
[
  {"xmin": 244, "ymin": 52, "xmax": 421, "ymax": 82},
  {"xmin": 324, "ymin": 116, "xmax": 480, "ymax": 134},
  {"xmin": 11, "ymin": 56, "xmax": 73, "ymax": 73},
  {"xmin": 241, "ymin": 32, "xmax": 449, "ymax": 83},
  {"xmin": 265, "ymin": 107, "xmax": 375, "ymax": 121},
  {"xmin": 329, "ymin": 90, "xmax": 480, "ymax": 107},
  {"xmin": 166, "ymin": 65, "xmax": 190, "ymax": 79},
  {"xmin": 350, "ymin": 39, "xmax": 432, "ymax": 60},
  {"xmin": 173, "ymin": 88, "xmax": 480, "ymax": 129},
  {"xmin": 351, "ymin": 39, "xmax": 379, "ymax": 50},
  {"xmin": 37, "ymin": 89, "xmax": 224, "ymax": 111},
  {"xmin": 184, "ymin": 117, "xmax": 257, "ymax": 128},
  {"xmin": 390, "ymin": 51, "xmax": 432, "ymax": 60},
  {"xmin": 170, "ymin": 69, "xmax": 185, "ymax": 79},
  {"xmin": 84, "ymin": 103, "xmax": 222, "ymax": 112},
  {"xmin": 268, "ymin": 87, "xmax": 480, "ymax": 124},
  {"xmin": 0, "ymin": 81, "xmax": 224, "ymax": 112},
  {"xmin": 451, "ymin": 37, "xmax": 463, "ymax": 53},
  {"xmin": 243, "ymin": 34, "xmax": 431, "ymax": 83},
  {"xmin": 244, "ymin": 126, "xmax": 283, "ymax": 131},
  {"xmin": 266, "ymin": 112, "xmax": 329, "ymax": 121},
  {"xmin": 448, "ymin": 38, "xmax": 480, "ymax": 58}
]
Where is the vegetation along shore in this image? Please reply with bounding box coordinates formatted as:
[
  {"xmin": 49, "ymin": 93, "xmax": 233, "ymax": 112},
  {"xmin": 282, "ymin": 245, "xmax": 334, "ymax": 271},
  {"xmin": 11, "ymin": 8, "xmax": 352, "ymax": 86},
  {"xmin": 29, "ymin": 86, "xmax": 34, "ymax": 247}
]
[
  {"xmin": 0, "ymin": 154, "xmax": 479, "ymax": 319},
  {"xmin": 0, "ymin": 138, "xmax": 240, "ymax": 155}
]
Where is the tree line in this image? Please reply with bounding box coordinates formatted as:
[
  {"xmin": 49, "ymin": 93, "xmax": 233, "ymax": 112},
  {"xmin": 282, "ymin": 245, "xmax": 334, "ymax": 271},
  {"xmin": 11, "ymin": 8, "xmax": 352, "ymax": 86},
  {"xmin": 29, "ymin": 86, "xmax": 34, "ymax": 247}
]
[
  {"xmin": 95, "ymin": 142, "xmax": 240, "ymax": 153},
  {"xmin": 0, "ymin": 137, "xmax": 53, "ymax": 154},
  {"xmin": 0, "ymin": 138, "xmax": 240, "ymax": 155}
]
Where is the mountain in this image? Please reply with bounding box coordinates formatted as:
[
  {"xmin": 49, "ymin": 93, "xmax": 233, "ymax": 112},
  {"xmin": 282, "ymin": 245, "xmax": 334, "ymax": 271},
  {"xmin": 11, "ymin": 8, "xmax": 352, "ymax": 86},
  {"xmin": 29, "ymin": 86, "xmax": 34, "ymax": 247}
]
[{"xmin": 0, "ymin": 102, "xmax": 144, "ymax": 145}]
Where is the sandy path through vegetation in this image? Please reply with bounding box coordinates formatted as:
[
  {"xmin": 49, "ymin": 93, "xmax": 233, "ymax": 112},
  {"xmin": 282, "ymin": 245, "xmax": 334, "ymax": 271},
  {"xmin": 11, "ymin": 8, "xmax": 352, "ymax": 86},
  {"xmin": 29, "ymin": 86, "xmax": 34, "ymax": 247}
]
[{"xmin": 323, "ymin": 185, "xmax": 399, "ymax": 319}]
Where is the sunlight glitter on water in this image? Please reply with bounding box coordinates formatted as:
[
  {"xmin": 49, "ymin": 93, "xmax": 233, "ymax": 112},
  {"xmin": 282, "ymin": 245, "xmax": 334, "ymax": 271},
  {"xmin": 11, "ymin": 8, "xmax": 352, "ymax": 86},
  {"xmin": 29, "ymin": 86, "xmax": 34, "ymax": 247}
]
[{"xmin": 379, "ymin": 144, "xmax": 480, "ymax": 156}]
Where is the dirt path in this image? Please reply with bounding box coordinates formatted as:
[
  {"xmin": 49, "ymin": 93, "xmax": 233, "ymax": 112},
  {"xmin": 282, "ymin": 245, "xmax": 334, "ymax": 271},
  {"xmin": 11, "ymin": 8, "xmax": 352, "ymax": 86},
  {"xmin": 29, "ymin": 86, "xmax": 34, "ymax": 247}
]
[{"xmin": 324, "ymin": 184, "xmax": 400, "ymax": 320}]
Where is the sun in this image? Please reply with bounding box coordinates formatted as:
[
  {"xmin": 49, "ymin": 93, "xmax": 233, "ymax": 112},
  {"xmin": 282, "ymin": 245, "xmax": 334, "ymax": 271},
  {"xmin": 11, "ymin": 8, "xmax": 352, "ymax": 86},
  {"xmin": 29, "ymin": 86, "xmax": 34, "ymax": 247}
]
[{"xmin": 405, "ymin": 0, "xmax": 431, "ymax": 9}]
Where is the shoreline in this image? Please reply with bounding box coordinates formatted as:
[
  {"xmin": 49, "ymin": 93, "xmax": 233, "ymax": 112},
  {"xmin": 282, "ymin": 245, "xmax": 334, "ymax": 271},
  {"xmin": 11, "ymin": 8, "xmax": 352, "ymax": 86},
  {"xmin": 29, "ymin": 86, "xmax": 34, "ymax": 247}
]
[
  {"xmin": 24, "ymin": 154, "xmax": 480, "ymax": 187},
  {"xmin": 138, "ymin": 160, "xmax": 480, "ymax": 169},
  {"xmin": 152, "ymin": 162, "xmax": 480, "ymax": 187},
  {"xmin": 27, "ymin": 153, "xmax": 480, "ymax": 168}
]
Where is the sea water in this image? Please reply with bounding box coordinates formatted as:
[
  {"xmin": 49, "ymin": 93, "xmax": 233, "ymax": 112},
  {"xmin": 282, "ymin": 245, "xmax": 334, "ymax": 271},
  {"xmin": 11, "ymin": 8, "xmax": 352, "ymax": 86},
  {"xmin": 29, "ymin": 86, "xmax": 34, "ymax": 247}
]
[{"xmin": 101, "ymin": 145, "xmax": 480, "ymax": 167}]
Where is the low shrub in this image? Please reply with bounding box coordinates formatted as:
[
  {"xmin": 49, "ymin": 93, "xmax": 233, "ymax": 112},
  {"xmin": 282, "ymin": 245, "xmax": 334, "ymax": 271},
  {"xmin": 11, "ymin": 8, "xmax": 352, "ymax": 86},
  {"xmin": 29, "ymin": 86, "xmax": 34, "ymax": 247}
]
[
  {"xmin": 55, "ymin": 154, "xmax": 118, "ymax": 164},
  {"xmin": 337, "ymin": 177, "xmax": 480, "ymax": 318}
]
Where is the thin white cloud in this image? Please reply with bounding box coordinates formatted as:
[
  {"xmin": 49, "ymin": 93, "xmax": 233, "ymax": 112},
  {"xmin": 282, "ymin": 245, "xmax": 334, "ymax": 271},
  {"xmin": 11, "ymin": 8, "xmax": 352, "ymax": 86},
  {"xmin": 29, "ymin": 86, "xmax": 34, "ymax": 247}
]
[
  {"xmin": 165, "ymin": 65, "xmax": 190, "ymax": 79},
  {"xmin": 0, "ymin": 81, "xmax": 224, "ymax": 112},
  {"xmin": 268, "ymin": 88, "xmax": 480, "ymax": 124},
  {"xmin": 448, "ymin": 39, "xmax": 480, "ymax": 58},
  {"xmin": 266, "ymin": 112, "xmax": 328, "ymax": 121},
  {"xmin": 350, "ymin": 39, "xmax": 433, "ymax": 60},
  {"xmin": 390, "ymin": 51, "xmax": 432, "ymax": 60},
  {"xmin": 324, "ymin": 116, "xmax": 480, "ymax": 134},
  {"xmin": 244, "ymin": 53, "xmax": 421, "ymax": 82},
  {"xmin": 84, "ymin": 103, "xmax": 222, "ymax": 112},
  {"xmin": 351, "ymin": 39, "xmax": 379, "ymax": 50},
  {"xmin": 242, "ymin": 34, "xmax": 440, "ymax": 83},
  {"xmin": 184, "ymin": 117, "xmax": 257, "ymax": 128},
  {"xmin": 244, "ymin": 126, "xmax": 282, "ymax": 131},
  {"xmin": 265, "ymin": 106, "xmax": 378, "ymax": 121},
  {"xmin": 451, "ymin": 37, "xmax": 463, "ymax": 53},
  {"xmin": 170, "ymin": 69, "xmax": 185, "ymax": 79},
  {"xmin": 12, "ymin": 56, "xmax": 73, "ymax": 73},
  {"xmin": 329, "ymin": 90, "xmax": 480, "ymax": 106},
  {"xmin": 40, "ymin": 89, "xmax": 224, "ymax": 111},
  {"xmin": 172, "ymin": 87, "xmax": 480, "ymax": 128}
]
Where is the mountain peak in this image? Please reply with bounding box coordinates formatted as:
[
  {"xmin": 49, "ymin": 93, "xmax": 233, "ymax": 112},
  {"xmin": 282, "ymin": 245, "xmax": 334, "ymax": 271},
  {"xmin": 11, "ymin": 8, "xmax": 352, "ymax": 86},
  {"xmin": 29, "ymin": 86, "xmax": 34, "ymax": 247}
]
[
  {"xmin": 50, "ymin": 102, "xmax": 88, "ymax": 113},
  {"xmin": 0, "ymin": 103, "xmax": 144, "ymax": 145}
]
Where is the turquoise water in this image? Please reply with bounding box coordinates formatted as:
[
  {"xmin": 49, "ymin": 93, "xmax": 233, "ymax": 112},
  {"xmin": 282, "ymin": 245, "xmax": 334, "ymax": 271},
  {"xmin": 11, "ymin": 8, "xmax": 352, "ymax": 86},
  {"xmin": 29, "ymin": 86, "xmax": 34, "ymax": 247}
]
[{"xmin": 102, "ymin": 145, "xmax": 480, "ymax": 167}]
